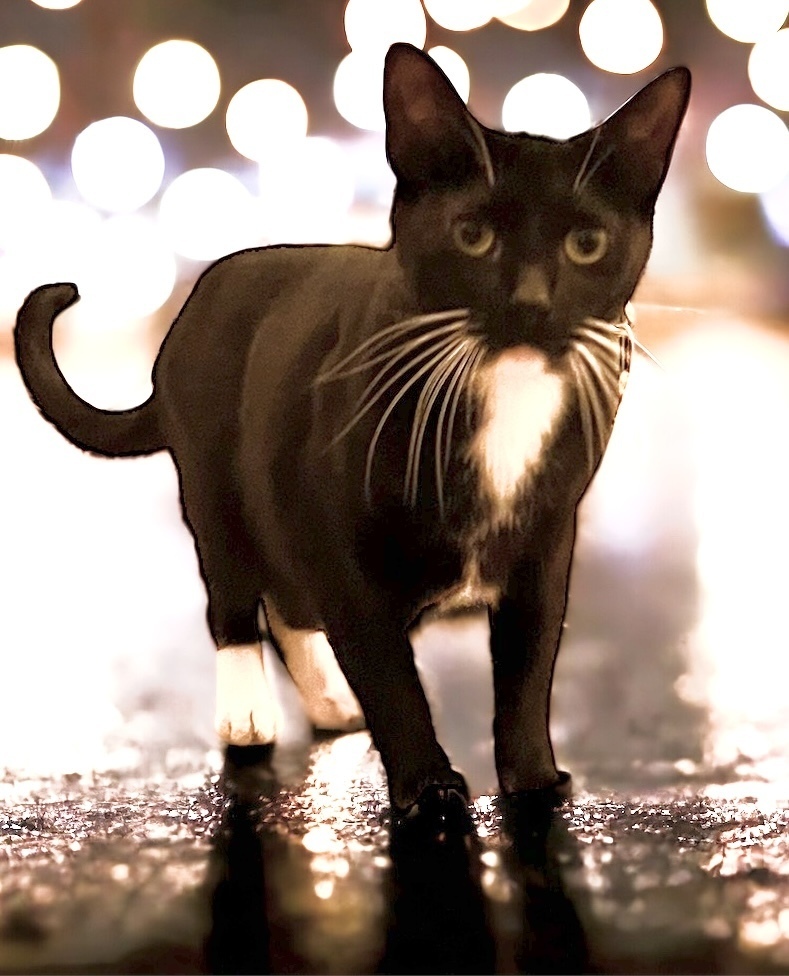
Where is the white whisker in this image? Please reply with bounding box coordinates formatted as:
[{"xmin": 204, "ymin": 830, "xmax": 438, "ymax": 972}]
[
  {"xmin": 329, "ymin": 333, "xmax": 461, "ymax": 447},
  {"xmin": 573, "ymin": 339, "xmax": 620, "ymax": 400},
  {"xmin": 434, "ymin": 339, "xmax": 480, "ymax": 516},
  {"xmin": 316, "ymin": 308, "xmax": 469, "ymax": 384},
  {"xmin": 572, "ymin": 127, "xmax": 601, "ymax": 196},
  {"xmin": 574, "ymin": 145, "xmax": 613, "ymax": 198},
  {"xmin": 446, "ymin": 343, "xmax": 486, "ymax": 475},
  {"xmin": 571, "ymin": 344, "xmax": 610, "ymax": 459},
  {"xmin": 404, "ymin": 338, "xmax": 468, "ymax": 507},
  {"xmin": 365, "ymin": 342, "xmax": 461, "ymax": 502},
  {"xmin": 568, "ymin": 356, "xmax": 596, "ymax": 474}
]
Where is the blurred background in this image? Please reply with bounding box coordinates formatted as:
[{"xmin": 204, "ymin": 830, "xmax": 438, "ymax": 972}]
[{"xmin": 1, "ymin": 0, "xmax": 789, "ymax": 806}]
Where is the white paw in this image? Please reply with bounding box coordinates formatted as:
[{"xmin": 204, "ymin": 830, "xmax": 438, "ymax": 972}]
[
  {"xmin": 265, "ymin": 604, "xmax": 365, "ymax": 732},
  {"xmin": 215, "ymin": 644, "xmax": 279, "ymax": 745}
]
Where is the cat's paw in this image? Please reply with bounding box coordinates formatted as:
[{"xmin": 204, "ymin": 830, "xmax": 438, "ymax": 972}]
[
  {"xmin": 265, "ymin": 607, "xmax": 365, "ymax": 733},
  {"xmin": 215, "ymin": 644, "xmax": 279, "ymax": 746}
]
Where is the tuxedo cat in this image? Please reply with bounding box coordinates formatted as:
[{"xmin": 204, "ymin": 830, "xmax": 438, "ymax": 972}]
[{"xmin": 15, "ymin": 44, "xmax": 689, "ymax": 818}]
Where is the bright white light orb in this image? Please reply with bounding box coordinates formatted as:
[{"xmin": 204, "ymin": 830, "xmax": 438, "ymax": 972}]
[
  {"xmin": 760, "ymin": 173, "xmax": 789, "ymax": 245},
  {"xmin": 78, "ymin": 215, "xmax": 177, "ymax": 323},
  {"xmin": 260, "ymin": 137, "xmax": 356, "ymax": 243},
  {"xmin": 706, "ymin": 0, "xmax": 789, "ymax": 42},
  {"xmin": 497, "ymin": 0, "xmax": 570, "ymax": 31},
  {"xmin": 423, "ymin": 0, "xmax": 495, "ymax": 31},
  {"xmin": 579, "ymin": 0, "xmax": 664, "ymax": 74},
  {"xmin": 30, "ymin": 0, "xmax": 83, "ymax": 8},
  {"xmin": 749, "ymin": 29, "xmax": 789, "ymax": 111},
  {"xmin": 427, "ymin": 46, "xmax": 470, "ymax": 102},
  {"xmin": 706, "ymin": 104, "xmax": 789, "ymax": 193},
  {"xmin": 71, "ymin": 117, "xmax": 165, "ymax": 212},
  {"xmin": 344, "ymin": 0, "xmax": 426, "ymax": 52},
  {"xmin": 226, "ymin": 79, "xmax": 308, "ymax": 162},
  {"xmin": 502, "ymin": 73, "xmax": 591, "ymax": 139},
  {"xmin": 0, "ymin": 154, "xmax": 52, "ymax": 249},
  {"xmin": 159, "ymin": 168, "xmax": 260, "ymax": 261},
  {"xmin": 133, "ymin": 40, "xmax": 220, "ymax": 129},
  {"xmin": 334, "ymin": 51, "xmax": 386, "ymax": 131},
  {"xmin": 0, "ymin": 45, "xmax": 60, "ymax": 139}
]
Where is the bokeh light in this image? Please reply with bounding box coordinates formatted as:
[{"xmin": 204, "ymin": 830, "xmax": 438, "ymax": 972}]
[
  {"xmin": 71, "ymin": 117, "xmax": 165, "ymax": 212},
  {"xmin": 158, "ymin": 168, "xmax": 260, "ymax": 261},
  {"xmin": 579, "ymin": 0, "xmax": 664, "ymax": 74},
  {"xmin": 502, "ymin": 73, "xmax": 591, "ymax": 138},
  {"xmin": 497, "ymin": 0, "xmax": 570, "ymax": 31},
  {"xmin": 133, "ymin": 40, "xmax": 220, "ymax": 129},
  {"xmin": 226, "ymin": 79, "xmax": 308, "ymax": 162},
  {"xmin": 749, "ymin": 29, "xmax": 789, "ymax": 111},
  {"xmin": 344, "ymin": 0, "xmax": 426, "ymax": 52},
  {"xmin": 260, "ymin": 137, "xmax": 356, "ymax": 244},
  {"xmin": 29, "ymin": 0, "xmax": 82, "ymax": 8},
  {"xmin": 423, "ymin": 0, "xmax": 495, "ymax": 31},
  {"xmin": 427, "ymin": 45, "xmax": 470, "ymax": 102},
  {"xmin": 705, "ymin": 0, "xmax": 789, "ymax": 43},
  {"xmin": 0, "ymin": 154, "xmax": 52, "ymax": 249},
  {"xmin": 706, "ymin": 104, "xmax": 789, "ymax": 193},
  {"xmin": 760, "ymin": 173, "xmax": 789, "ymax": 246},
  {"xmin": 333, "ymin": 51, "xmax": 386, "ymax": 131},
  {"xmin": 0, "ymin": 45, "xmax": 60, "ymax": 140},
  {"xmin": 77, "ymin": 215, "xmax": 177, "ymax": 324}
]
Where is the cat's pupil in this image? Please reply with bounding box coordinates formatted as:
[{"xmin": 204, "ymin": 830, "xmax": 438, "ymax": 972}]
[{"xmin": 460, "ymin": 221, "xmax": 484, "ymax": 245}]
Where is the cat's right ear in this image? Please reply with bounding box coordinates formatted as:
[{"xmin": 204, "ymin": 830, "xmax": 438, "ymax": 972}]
[{"xmin": 383, "ymin": 43, "xmax": 494, "ymax": 190}]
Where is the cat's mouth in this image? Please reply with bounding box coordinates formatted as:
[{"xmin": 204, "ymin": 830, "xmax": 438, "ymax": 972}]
[{"xmin": 483, "ymin": 303, "xmax": 565, "ymax": 359}]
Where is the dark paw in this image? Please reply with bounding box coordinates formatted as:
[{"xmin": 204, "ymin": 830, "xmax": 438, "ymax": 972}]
[
  {"xmin": 503, "ymin": 771, "xmax": 572, "ymax": 854},
  {"xmin": 393, "ymin": 779, "xmax": 472, "ymax": 843},
  {"xmin": 221, "ymin": 744, "xmax": 276, "ymax": 799}
]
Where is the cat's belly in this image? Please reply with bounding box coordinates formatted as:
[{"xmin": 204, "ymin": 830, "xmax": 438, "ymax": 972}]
[{"xmin": 467, "ymin": 344, "xmax": 567, "ymax": 530}]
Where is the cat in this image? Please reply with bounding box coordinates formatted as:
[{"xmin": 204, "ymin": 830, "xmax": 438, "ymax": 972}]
[{"xmin": 14, "ymin": 43, "xmax": 690, "ymax": 820}]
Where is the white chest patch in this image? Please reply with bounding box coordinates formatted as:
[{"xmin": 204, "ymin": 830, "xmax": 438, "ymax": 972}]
[{"xmin": 468, "ymin": 346, "xmax": 566, "ymax": 527}]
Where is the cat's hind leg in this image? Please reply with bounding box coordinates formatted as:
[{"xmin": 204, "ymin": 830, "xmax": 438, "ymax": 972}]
[{"xmin": 264, "ymin": 600, "xmax": 364, "ymax": 733}]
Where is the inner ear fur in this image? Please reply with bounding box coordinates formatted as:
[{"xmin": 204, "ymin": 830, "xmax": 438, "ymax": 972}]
[
  {"xmin": 593, "ymin": 66, "xmax": 691, "ymax": 207},
  {"xmin": 383, "ymin": 43, "xmax": 493, "ymax": 191}
]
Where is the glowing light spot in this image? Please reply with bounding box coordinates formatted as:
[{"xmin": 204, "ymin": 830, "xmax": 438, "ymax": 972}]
[
  {"xmin": 497, "ymin": 0, "xmax": 570, "ymax": 30},
  {"xmin": 749, "ymin": 29, "xmax": 789, "ymax": 111},
  {"xmin": 77, "ymin": 215, "xmax": 177, "ymax": 324},
  {"xmin": 427, "ymin": 46, "xmax": 470, "ymax": 102},
  {"xmin": 71, "ymin": 117, "xmax": 165, "ymax": 213},
  {"xmin": 0, "ymin": 45, "xmax": 60, "ymax": 139},
  {"xmin": 333, "ymin": 51, "xmax": 386, "ymax": 131},
  {"xmin": 424, "ymin": 0, "xmax": 495, "ymax": 31},
  {"xmin": 579, "ymin": 0, "xmax": 664, "ymax": 75},
  {"xmin": 344, "ymin": 0, "xmax": 426, "ymax": 52},
  {"xmin": 760, "ymin": 172, "xmax": 789, "ymax": 245},
  {"xmin": 158, "ymin": 168, "xmax": 260, "ymax": 261},
  {"xmin": 314, "ymin": 878, "xmax": 335, "ymax": 900},
  {"xmin": 133, "ymin": 40, "xmax": 220, "ymax": 129},
  {"xmin": 30, "ymin": 0, "xmax": 82, "ymax": 8},
  {"xmin": 0, "ymin": 154, "xmax": 51, "ymax": 249},
  {"xmin": 302, "ymin": 824, "xmax": 342, "ymax": 855},
  {"xmin": 259, "ymin": 136, "xmax": 355, "ymax": 244},
  {"xmin": 226, "ymin": 79, "xmax": 308, "ymax": 162},
  {"xmin": 706, "ymin": 0, "xmax": 789, "ymax": 42},
  {"xmin": 502, "ymin": 73, "xmax": 591, "ymax": 139},
  {"xmin": 706, "ymin": 104, "xmax": 789, "ymax": 193}
]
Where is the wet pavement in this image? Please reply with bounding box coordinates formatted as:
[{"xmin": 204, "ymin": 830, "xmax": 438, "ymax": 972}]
[{"xmin": 3, "ymin": 301, "xmax": 789, "ymax": 974}]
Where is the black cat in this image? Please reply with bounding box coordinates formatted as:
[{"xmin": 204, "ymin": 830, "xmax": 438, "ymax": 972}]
[{"xmin": 15, "ymin": 44, "xmax": 690, "ymax": 817}]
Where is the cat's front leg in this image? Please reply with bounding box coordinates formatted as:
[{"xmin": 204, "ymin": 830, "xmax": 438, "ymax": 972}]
[
  {"xmin": 489, "ymin": 518, "xmax": 576, "ymax": 799},
  {"xmin": 324, "ymin": 610, "xmax": 466, "ymax": 815}
]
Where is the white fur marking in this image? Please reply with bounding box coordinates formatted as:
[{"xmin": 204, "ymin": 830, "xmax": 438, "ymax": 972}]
[
  {"xmin": 469, "ymin": 347, "xmax": 565, "ymax": 526},
  {"xmin": 266, "ymin": 604, "xmax": 365, "ymax": 732},
  {"xmin": 215, "ymin": 643, "xmax": 278, "ymax": 745}
]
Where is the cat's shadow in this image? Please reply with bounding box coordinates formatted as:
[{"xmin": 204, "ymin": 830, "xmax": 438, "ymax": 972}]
[{"xmin": 203, "ymin": 748, "xmax": 588, "ymax": 976}]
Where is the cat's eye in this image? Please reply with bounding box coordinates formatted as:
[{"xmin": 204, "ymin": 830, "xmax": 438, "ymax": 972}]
[
  {"xmin": 452, "ymin": 218, "xmax": 496, "ymax": 258},
  {"xmin": 564, "ymin": 227, "xmax": 608, "ymax": 266}
]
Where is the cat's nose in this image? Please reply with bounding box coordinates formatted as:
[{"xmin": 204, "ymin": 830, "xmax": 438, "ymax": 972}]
[{"xmin": 513, "ymin": 264, "xmax": 550, "ymax": 308}]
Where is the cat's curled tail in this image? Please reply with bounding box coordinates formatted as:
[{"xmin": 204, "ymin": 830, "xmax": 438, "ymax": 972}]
[{"xmin": 14, "ymin": 283, "xmax": 165, "ymax": 457}]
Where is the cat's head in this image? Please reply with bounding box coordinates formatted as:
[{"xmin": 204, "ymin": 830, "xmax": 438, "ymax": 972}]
[{"xmin": 383, "ymin": 43, "xmax": 690, "ymax": 355}]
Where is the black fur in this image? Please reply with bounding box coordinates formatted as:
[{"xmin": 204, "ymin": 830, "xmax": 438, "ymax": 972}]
[{"xmin": 14, "ymin": 45, "xmax": 690, "ymax": 814}]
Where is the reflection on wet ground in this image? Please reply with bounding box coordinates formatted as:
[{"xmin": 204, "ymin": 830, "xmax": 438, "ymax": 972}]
[{"xmin": 2, "ymin": 304, "xmax": 789, "ymax": 973}]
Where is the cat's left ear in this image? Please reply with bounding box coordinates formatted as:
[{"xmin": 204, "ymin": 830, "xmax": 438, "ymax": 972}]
[
  {"xmin": 383, "ymin": 43, "xmax": 494, "ymax": 190},
  {"xmin": 594, "ymin": 67, "xmax": 691, "ymax": 207}
]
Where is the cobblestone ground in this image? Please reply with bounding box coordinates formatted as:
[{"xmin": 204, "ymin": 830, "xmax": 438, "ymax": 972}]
[{"xmin": 3, "ymin": 308, "xmax": 789, "ymax": 973}]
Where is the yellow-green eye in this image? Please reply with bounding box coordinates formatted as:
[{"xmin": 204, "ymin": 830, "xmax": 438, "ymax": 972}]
[
  {"xmin": 564, "ymin": 227, "xmax": 608, "ymax": 265},
  {"xmin": 452, "ymin": 218, "xmax": 496, "ymax": 258}
]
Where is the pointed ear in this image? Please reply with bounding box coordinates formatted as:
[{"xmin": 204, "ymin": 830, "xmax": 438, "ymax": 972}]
[
  {"xmin": 383, "ymin": 43, "xmax": 493, "ymax": 191},
  {"xmin": 593, "ymin": 67, "xmax": 691, "ymax": 208}
]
